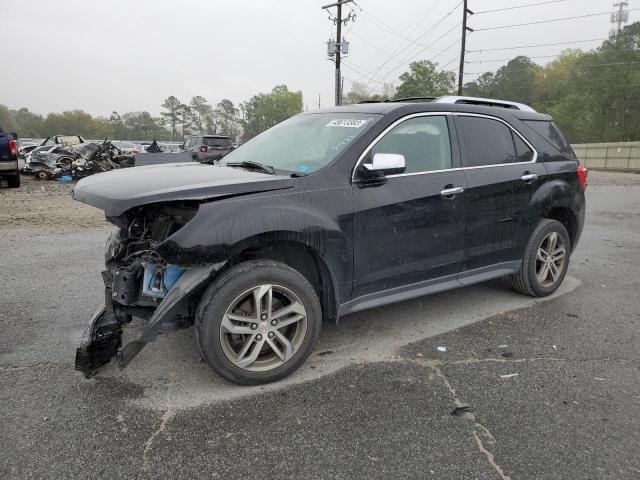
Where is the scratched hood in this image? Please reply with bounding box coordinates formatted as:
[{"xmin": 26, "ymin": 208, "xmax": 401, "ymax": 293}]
[{"xmin": 73, "ymin": 162, "xmax": 294, "ymax": 216}]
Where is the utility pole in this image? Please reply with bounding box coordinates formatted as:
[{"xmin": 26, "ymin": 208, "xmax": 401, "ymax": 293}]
[
  {"xmin": 457, "ymin": 1, "xmax": 474, "ymax": 95},
  {"xmin": 322, "ymin": 0, "xmax": 354, "ymax": 106},
  {"xmin": 611, "ymin": 2, "xmax": 629, "ymax": 37}
]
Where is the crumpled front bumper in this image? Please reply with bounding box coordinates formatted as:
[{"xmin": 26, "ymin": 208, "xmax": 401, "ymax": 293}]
[
  {"xmin": 75, "ymin": 305, "xmax": 122, "ymax": 377},
  {"xmin": 75, "ymin": 263, "xmax": 223, "ymax": 377}
]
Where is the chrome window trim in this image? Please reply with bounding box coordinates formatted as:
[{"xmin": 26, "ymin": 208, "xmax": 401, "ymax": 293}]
[{"xmin": 351, "ymin": 111, "xmax": 539, "ymax": 181}]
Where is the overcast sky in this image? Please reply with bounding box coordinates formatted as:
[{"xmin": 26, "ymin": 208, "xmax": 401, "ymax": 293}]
[{"xmin": 2, "ymin": 0, "xmax": 636, "ymax": 117}]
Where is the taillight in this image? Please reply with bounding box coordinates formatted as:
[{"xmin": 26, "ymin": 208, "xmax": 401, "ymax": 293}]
[
  {"xmin": 8, "ymin": 139, "xmax": 17, "ymax": 158},
  {"xmin": 200, "ymin": 146, "xmax": 208, "ymax": 153},
  {"xmin": 577, "ymin": 165, "xmax": 588, "ymax": 191}
]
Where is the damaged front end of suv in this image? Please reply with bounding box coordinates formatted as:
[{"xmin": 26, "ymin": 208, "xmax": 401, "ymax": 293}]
[
  {"xmin": 74, "ymin": 201, "xmax": 222, "ymax": 376},
  {"xmin": 72, "ymin": 162, "xmax": 295, "ymax": 377}
]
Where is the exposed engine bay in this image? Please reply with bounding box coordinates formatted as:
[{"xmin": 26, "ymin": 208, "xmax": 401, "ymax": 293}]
[
  {"xmin": 106, "ymin": 204, "xmax": 196, "ymax": 310},
  {"xmin": 75, "ymin": 203, "xmax": 221, "ymax": 377}
]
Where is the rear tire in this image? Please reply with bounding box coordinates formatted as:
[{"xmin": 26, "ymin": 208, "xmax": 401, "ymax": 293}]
[
  {"xmin": 35, "ymin": 170, "xmax": 52, "ymax": 181},
  {"xmin": 195, "ymin": 260, "xmax": 322, "ymax": 385},
  {"xmin": 510, "ymin": 219, "xmax": 570, "ymax": 297},
  {"xmin": 7, "ymin": 174, "xmax": 20, "ymax": 188}
]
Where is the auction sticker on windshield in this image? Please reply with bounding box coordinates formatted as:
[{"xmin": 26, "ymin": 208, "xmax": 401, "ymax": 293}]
[{"xmin": 326, "ymin": 119, "xmax": 369, "ymax": 128}]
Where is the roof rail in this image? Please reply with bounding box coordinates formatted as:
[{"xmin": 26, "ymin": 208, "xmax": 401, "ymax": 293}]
[
  {"xmin": 358, "ymin": 96, "xmax": 437, "ymax": 105},
  {"xmin": 386, "ymin": 96, "xmax": 437, "ymax": 103},
  {"xmin": 433, "ymin": 96, "xmax": 536, "ymax": 112}
]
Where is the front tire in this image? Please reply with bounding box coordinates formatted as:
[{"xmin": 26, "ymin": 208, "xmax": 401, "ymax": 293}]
[
  {"xmin": 510, "ymin": 219, "xmax": 570, "ymax": 297},
  {"xmin": 195, "ymin": 260, "xmax": 322, "ymax": 385}
]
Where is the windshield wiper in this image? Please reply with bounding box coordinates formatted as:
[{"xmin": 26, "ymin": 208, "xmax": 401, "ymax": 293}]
[{"xmin": 225, "ymin": 161, "xmax": 275, "ymax": 174}]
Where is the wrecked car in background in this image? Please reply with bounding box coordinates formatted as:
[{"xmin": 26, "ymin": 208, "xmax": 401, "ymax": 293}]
[
  {"xmin": 24, "ymin": 144, "xmax": 81, "ymax": 180},
  {"xmin": 40, "ymin": 135, "xmax": 85, "ymax": 147},
  {"xmin": 71, "ymin": 141, "xmax": 135, "ymax": 179},
  {"xmin": 24, "ymin": 139, "xmax": 135, "ymax": 180},
  {"xmin": 17, "ymin": 140, "xmax": 39, "ymax": 159}
]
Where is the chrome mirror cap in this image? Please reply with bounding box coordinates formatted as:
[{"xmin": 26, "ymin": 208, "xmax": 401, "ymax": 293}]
[{"xmin": 364, "ymin": 153, "xmax": 406, "ymax": 173}]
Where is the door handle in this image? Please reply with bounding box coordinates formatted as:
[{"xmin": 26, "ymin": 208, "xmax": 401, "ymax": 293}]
[
  {"xmin": 521, "ymin": 173, "xmax": 538, "ymax": 182},
  {"xmin": 440, "ymin": 186, "xmax": 464, "ymax": 197}
]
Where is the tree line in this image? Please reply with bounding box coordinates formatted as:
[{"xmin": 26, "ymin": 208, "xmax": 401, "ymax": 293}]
[
  {"xmin": 4, "ymin": 22, "xmax": 639, "ymax": 145},
  {"xmin": 343, "ymin": 22, "xmax": 640, "ymax": 143},
  {"xmin": 1, "ymin": 85, "xmax": 302, "ymax": 143}
]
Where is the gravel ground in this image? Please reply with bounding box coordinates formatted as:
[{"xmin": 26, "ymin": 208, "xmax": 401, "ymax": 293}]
[
  {"xmin": 0, "ymin": 176, "xmax": 106, "ymax": 232},
  {"xmin": 1, "ymin": 170, "xmax": 639, "ymax": 479}
]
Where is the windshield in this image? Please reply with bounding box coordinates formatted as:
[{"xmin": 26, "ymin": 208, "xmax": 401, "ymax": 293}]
[{"xmin": 220, "ymin": 113, "xmax": 379, "ymax": 174}]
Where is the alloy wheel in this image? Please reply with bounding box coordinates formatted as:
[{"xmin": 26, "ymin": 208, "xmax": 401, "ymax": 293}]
[
  {"xmin": 219, "ymin": 284, "xmax": 308, "ymax": 372},
  {"xmin": 535, "ymin": 232, "xmax": 566, "ymax": 288}
]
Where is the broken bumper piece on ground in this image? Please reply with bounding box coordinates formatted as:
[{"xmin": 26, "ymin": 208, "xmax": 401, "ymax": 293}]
[{"xmin": 75, "ymin": 264, "xmax": 221, "ymax": 378}]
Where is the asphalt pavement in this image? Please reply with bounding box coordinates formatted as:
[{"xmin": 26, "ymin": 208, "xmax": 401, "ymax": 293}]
[{"xmin": 1, "ymin": 178, "xmax": 639, "ymax": 479}]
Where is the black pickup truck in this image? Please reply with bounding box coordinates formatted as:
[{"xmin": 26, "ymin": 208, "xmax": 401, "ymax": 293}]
[{"xmin": 0, "ymin": 126, "xmax": 20, "ymax": 188}]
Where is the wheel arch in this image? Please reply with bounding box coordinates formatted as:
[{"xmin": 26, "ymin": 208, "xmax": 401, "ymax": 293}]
[
  {"xmin": 543, "ymin": 206, "xmax": 577, "ymax": 249},
  {"xmin": 225, "ymin": 235, "xmax": 339, "ymax": 323},
  {"xmin": 528, "ymin": 179, "xmax": 583, "ymax": 250}
]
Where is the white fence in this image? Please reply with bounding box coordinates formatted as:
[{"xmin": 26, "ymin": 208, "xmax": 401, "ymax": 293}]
[{"xmin": 572, "ymin": 142, "xmax": 640, "ymax": 172}]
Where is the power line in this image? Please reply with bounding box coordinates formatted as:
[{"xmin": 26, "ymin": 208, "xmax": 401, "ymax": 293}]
[
  {"xmin": 467, "ymin": 37, "xmax": 610, "ymax": 53},
  {"xmin": 466, "ymin": 54, "xmax": 562, "ymax": 63},
  {"xmin": 473, "ymin": 9, "xmax": 640, "ymax": 32},
  {"xmin": 439, "ymin": 56, "xmax": 461, "ymax": 71},
  {"xmin": 348, "ymin": 29, "xmax": 399, "ymax": 60},
  {"xmin": 351, "ymin": 0, "xmax": 463, "ymax": 82},
  {"xmin": 466, "ymin": 47, "xmax": 640, "ymax": 63},
  {"xmin": 355, "ymin": 0, "xmax": 444, "ymax": 79},
  {"xmin": 341, "ymin": 61, "xmax": 388, "ymax": 88},
  {"xmin": 376, "ymin": 20, "xmax": 463, "ymax": 84},
  {"xmin": 464, "ymin": 60, "xmax": 640, "ymax": 76},
  {"xmin": 473, "ymin": 0, "xmax": 566, "ymax": 15}
]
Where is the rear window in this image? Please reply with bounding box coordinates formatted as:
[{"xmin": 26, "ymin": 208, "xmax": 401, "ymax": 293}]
[
  {"xmin": 203, "ymin": 137, "xmax": 232, "ymax": 148},
  {"xmin": 524, "ymin": 120, "xmax": 575, "ymax": 159}
]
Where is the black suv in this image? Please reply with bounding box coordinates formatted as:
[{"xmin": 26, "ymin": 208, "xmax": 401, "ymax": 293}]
[
  {"xmin": 73, "ymin": 96, "xmax": 587, "ymax": 385},
  {"xmin": 182, "ymin": 134, "xmax": 234, "ymax": 163}
]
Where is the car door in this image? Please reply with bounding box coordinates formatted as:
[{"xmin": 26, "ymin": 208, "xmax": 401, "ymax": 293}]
[
  {"xmin": 453, "ymin": 114, "xmax": 545, "ymax": 273},
  {"xmin": 352, "ymin": 114, "xmax": 467, "ymax": 298}
]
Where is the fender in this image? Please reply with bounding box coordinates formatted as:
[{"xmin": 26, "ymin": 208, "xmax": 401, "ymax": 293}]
[
  {"xmin": 157, "ymin": 187, "xmax": 353, "ymax": 304},
  {"xmin": 528, "ymin": 178, "xmax": 582, "ymax": 219},
  {"xmin": 522, "ymin": 177, "xmax": 584, "ymax": 252}
]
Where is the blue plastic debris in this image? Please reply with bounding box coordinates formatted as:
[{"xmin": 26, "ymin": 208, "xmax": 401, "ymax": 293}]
[
  {"xmin": 58, "ymin": 175, "xmax": 73, "ymax": 182},
  {"xmin": 142, "ymin": 263, "xmax": 186, "ymax": 298}
]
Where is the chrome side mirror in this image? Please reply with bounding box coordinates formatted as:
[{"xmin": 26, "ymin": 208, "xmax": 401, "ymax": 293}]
[{"xmin": 363, "ymin": 153, "xmax": 406, "ymax": 175}]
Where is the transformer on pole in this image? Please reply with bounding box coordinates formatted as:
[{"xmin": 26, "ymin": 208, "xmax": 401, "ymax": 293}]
[{"xmin": 322, "ymin": 0, "xmax": 354, "ymax": 106}]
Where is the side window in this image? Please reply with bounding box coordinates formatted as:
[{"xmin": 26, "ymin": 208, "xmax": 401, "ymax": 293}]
[
  {"xmin": 370, "ymin": 116, "xmax": 451, "ymax": 174},
  {"xmin": 512, "ymin": 132, "xmax": 535, "ymax": 162},
  {"xmin": 524, "ymin": 120, "xmax": 576, "ymax": 158},
  {"xmin": 456, "ymin": 116, "xmax": 517, "ymax": 167}
]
